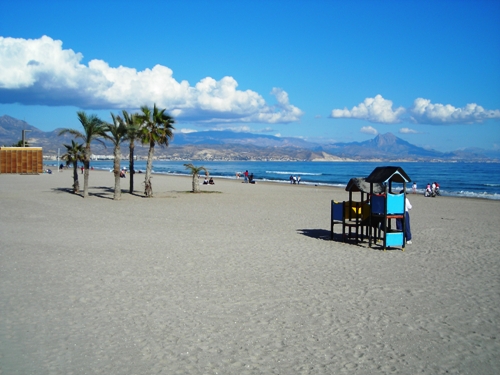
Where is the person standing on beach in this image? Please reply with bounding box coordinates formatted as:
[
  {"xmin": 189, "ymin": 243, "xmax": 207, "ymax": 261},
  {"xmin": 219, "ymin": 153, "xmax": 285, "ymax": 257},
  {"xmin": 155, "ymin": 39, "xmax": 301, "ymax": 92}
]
[
  {"xmin": 396, "ymin": 196, "xmax": 412, "ymax": 244},
  {"xmin": 297, "ymin": 176, "xmax": 301, "ymax": 184},
  {"xmin": 244, "ymin": 170, "xmax": 249, "ymax": 182},
  {"xmin": 412, "ymin": 182, "xmax": 417, "ymax": 194}
]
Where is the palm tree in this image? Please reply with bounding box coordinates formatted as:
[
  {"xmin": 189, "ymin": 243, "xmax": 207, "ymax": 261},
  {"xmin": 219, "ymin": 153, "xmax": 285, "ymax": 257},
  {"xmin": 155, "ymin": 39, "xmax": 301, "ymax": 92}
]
[
  {"xmin": 59, "ymin": 112, "xmax": 107, "ymax": 198},
  {"xmin": 61, "ymin": 140, "xmax": 85, "ymax": 193},
  {"xmin": 184, "ymin": 163, "xmax": 208, "ymax": 193},
  {"xmin": 137, "ymin": 104, "xmax": 175, "ymax": 197},
  {"xmin": 12, "ymin": 140, "xmax": 28, "ymax": 147},
  {"xmin": 121, "ymin": 110, "xmax": 141, "ymax": 194},
  {"xmin": 103, "ymin": 113, "xmax": 128, "ymax": 200}
]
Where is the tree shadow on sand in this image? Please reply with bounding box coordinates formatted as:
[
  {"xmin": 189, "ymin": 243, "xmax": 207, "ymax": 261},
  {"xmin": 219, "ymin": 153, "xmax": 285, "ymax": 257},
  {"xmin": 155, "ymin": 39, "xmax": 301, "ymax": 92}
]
[
  {"xmin": 52, "ymin": 187, "xmax": 78, "ymax": 195},
  {"xmin": 51, "ymin": 186, "xmax": 135, "ymax": 200}
]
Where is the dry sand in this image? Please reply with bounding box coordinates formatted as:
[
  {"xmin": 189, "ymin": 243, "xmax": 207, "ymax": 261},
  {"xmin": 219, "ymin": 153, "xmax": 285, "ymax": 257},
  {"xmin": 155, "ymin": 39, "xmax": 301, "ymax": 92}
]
[{"xmin": 1, "ymin": 170, "xmax": 499, "ymax": 374}]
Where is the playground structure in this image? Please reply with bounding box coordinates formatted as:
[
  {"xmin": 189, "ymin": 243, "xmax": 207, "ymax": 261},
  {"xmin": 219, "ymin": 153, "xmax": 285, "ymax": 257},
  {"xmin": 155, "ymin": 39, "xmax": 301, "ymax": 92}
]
[
  {"xmin": 331, "ymin": 177, "xmax": 383, "ymax": 243},
  {"xmin": 331, "ymin": 166, "xmax": 411, "ymax": 251}
]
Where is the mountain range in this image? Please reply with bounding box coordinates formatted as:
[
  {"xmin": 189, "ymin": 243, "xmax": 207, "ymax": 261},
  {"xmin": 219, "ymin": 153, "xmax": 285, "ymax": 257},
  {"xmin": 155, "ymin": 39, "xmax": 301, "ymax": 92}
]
[{"xmin": 1, "ymin": 115, "xmax": 498, "ymax": 162}]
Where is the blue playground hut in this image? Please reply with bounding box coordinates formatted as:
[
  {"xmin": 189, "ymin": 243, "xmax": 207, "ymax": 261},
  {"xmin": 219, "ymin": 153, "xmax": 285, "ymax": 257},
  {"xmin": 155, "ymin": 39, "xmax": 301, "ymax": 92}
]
[
  {"xmin": 366, "ymin": 166, "xmax": 411, "ymax": 251},
  {"xmin": 331, "ymin": 166, "xmax": 411, "ymax": 251}
]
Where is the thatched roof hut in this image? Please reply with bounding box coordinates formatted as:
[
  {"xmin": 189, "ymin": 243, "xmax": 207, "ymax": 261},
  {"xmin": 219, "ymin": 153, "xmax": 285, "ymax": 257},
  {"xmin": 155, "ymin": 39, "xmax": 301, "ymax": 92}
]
[{"xmin": 345, "ymin": 177, "xmax": 384, "ymax": 194}]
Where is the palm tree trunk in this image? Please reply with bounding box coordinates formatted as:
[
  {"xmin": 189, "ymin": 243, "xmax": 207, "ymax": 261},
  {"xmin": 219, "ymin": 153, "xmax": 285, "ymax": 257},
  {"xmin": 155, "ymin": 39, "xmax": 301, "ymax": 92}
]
[
  {"xmin": 113, "ymin": 145, "xmax": 121, "ymax": 200},
  {"xmin": 129, "ymin": 142, "xmax": 135, "ymax": 194},
  {"xmin": 83, "ymin": 145, "xmax": 90, "ymax": 197},
  {"xmin": 144, "ymin": 142, "xmax": 155, "ymax": 197},
  {"xmin": 73, "ymin": 162, "xmax": 79, "ymax": 193},
  {"xmin": 192, "ymin": 173, "xmax": 199, "ymax": 193}
]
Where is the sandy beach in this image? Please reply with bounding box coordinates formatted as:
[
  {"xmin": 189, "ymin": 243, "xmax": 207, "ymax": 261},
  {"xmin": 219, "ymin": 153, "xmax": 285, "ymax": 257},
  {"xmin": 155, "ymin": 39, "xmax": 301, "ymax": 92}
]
[{"xmin": 1, "ymin": 170, "xmax": 499, "ymax": 374}]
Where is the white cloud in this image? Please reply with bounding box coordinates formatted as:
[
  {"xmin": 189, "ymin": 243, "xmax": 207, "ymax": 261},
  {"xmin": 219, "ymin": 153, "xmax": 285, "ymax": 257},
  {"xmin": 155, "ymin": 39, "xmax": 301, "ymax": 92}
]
[
  {"xmin": 409, "ymin": 98, "xmax": 500, "ymax": 125},
  {"xmin": 330, "ymin": 95, "xmax": 405, "ymax": 123},
  {"xmin": 177, "ymin": 128, "xmax": 198, "ymax": 134},
  {"xmin": 330, "ymin": 95, "xmax": 500, "ymax": 126},
  {"xmin": 212, "ymin": 125, "xmax": 252, "ymax": 133},
  {"xmin": 360, "ymin": 126, "xmax": 378, "ymax": 135},
  {"xmin": 0, "ymin": 36, "xmax": 303, "ymax": 124},
  {"xmin": 399, "ymin": 127, "xmax": 418, "ymax": 134}
]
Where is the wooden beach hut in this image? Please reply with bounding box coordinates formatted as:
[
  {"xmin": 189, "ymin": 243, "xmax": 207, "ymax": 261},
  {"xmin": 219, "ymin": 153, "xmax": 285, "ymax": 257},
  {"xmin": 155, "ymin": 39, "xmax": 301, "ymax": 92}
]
[{"xmin": 0, "ymin": 147, "xmax": 43, "ymax": 174}]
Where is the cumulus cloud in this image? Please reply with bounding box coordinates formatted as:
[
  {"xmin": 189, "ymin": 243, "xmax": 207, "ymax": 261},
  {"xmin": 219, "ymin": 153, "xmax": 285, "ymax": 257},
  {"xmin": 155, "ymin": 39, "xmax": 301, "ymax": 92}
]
[
  {"xmin": 330, "ymin": 95, "xmax": 500, "ymax": 126},
  {"xmin": 0, "ymin": 36, "xmax": 303, "ymax": 124},
  {"xmin": 409, "ymin": 98, "xmax": 500, "ymax": 125},
  {"xmin": 360, "ymin": 126, "xmax": 378, "ymax": 135},
  {"xmin": 399, "ymin": 127, "xmax": 418, "ymax": 134},
  {"xmin": 330, "ymin": 95, "xmax": 405, "ymax": 124}
]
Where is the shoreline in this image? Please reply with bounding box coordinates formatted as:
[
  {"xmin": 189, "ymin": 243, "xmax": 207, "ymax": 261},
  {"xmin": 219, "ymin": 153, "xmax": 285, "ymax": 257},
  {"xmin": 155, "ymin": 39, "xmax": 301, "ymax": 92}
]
[{"xmin": 44, "ymin": 164, "xmax": 500, "ymax": 201}]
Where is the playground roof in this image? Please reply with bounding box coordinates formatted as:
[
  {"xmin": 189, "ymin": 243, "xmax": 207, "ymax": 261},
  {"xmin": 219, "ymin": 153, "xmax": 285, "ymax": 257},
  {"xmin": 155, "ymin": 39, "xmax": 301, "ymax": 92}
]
[
  {"xmin": 365, "ymin": 166, "xmax": 411, "ymax": 184},
  {"xmin": 345, "ymin": 177, "xmax": 384, "ymax": 194}
]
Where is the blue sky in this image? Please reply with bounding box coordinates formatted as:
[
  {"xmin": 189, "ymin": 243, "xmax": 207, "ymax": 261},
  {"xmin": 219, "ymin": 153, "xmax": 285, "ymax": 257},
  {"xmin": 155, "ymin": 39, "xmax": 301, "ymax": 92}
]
[{"xmin": 1, "ymin": 0, "xmax": 499, "ymax": 152}]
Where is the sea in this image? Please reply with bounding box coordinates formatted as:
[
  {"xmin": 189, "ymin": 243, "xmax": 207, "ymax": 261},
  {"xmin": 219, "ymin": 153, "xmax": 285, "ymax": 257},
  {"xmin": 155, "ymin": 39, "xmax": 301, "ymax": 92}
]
[{"xmin": 50, "ymin": 160, "xmax": 500, "ymax": 200}]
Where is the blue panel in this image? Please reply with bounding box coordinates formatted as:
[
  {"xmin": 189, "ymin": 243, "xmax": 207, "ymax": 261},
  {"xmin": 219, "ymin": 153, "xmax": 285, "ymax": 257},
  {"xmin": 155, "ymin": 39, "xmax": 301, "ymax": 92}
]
[
  {"xmin": 387, "ymin": 194, "xmax": 404, "ymax": 214},
  {"xmin": 371, "ymin": 195, "xmax": 385, "ymax": 215},
  {"xmin": 332, "ymin": 202, "xmax": 344, "ymax": 221},
  {"xmin": 386, "ymin": 232, "xmax": 404, "ymax": 246}
]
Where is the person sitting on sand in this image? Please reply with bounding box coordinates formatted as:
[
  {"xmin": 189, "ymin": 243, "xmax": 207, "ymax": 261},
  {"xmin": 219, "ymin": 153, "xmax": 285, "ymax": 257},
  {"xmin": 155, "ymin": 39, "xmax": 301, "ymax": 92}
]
[
  {"xmin": 203, "ymin": 177, "xmax": 208, "ymax": 185},
  {"xmin": 209, "ymin": 177, "xmax": 214, "ymax": 185},
  {"xmin": 425, "ymin": 183, "xmax": 432, "ymax": 197},
  {"xmin": 434, "ymin": 182, "xmax": 440, "ymax": 195}
]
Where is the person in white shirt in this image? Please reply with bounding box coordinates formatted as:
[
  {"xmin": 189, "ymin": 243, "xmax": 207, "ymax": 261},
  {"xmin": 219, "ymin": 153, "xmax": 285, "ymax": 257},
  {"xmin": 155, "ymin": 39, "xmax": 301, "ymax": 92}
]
[{"xmin": 396, "ymin": 196, "xmax": 413, "ymax": 244}]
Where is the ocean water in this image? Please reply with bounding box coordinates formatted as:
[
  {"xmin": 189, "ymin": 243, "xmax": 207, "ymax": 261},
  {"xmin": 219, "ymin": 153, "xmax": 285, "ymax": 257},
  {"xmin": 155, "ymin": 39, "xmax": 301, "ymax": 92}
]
[{"xmin": 55, "ymin": 160, "xmax": 500, "ymax": 200}]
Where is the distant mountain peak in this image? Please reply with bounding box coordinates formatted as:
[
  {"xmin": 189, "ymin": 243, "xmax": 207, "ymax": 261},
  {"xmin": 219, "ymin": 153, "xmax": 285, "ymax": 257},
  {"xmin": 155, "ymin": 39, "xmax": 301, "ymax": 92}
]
[
  {"xmin": 373, "ymin": 132, "xmax": 399, "ymax": 146},
  {"xmin": 0, "ymin": 115, "xmax": 497, "ymax": 161}
]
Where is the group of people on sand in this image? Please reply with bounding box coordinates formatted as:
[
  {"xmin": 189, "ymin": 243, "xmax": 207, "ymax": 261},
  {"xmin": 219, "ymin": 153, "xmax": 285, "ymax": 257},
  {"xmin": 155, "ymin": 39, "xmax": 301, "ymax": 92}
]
[
  {"xmin": 203, "ymin": 176, "xmax": 215, "ymax": 185},
  {"xmin": 238, "ymin": 170, "xmax": 255, "ymax": 184},
  {"xmin": 424, "ymin": 181, "xmax": 440, "ymax": 197},
  {"xmin": 289, "ymin": 175, "xmax": 301, "ymax": 184},
  {"xmin": 411, "ymin": 181, "xmax": 441, "ymax": 197}
]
